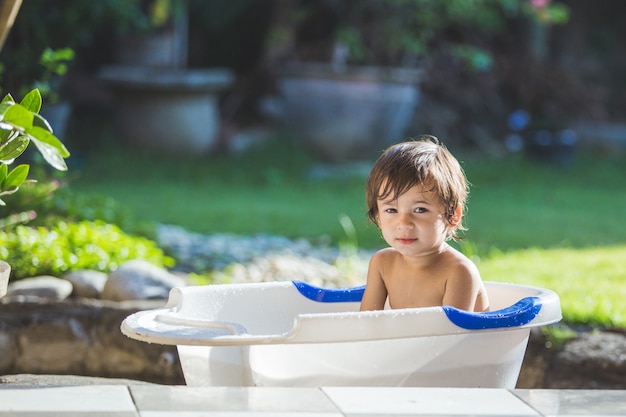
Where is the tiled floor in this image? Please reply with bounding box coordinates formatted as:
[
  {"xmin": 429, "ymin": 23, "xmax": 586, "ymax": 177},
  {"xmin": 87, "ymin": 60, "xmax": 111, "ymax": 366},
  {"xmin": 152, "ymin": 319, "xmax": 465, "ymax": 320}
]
[{"xmin": 0, "ymin": 386, "xmax": 625, "ymax": 416}]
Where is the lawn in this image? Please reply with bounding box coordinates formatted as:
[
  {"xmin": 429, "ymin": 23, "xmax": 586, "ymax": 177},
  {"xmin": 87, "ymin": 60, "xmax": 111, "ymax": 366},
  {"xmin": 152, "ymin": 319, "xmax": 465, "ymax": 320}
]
[{"xmin": 68, "ymin": 137, "xmax": 626, "ymax": 327}]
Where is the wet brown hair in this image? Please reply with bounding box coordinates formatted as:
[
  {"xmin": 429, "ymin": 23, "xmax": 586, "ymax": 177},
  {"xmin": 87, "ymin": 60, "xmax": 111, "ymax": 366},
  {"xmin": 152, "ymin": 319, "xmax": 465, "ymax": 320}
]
[{"xmin": 365, "ymin": 135, "xmax": 469, "ymax": 241}]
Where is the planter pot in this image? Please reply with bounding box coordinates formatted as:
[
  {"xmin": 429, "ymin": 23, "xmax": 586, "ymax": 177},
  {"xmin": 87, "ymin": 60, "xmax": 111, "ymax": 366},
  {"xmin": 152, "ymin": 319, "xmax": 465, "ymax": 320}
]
[
  {"xmin": 99, "ymin": 66, "xmax": 233, "ymax": 154},
  {"xmin": 0, "ymin": 260, "xmax": 9, "ymax": 298},
  {"xmin": 275, "ymin": 63, "xmax": 422, "ymax": 161},
  {"xmin": 116, "ymin": 29, "xmax": 186, "ymax": 68}
]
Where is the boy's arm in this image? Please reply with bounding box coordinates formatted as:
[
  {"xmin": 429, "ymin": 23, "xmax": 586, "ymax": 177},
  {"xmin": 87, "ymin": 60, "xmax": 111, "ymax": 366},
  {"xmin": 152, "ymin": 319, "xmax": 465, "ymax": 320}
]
[
  {"xmin": 360, "ymin": 252, "xmax": 388, "ymax": 311},
  {"xmin": 442, "ymin": 261, "xmax": 485, "ymax": 312}
]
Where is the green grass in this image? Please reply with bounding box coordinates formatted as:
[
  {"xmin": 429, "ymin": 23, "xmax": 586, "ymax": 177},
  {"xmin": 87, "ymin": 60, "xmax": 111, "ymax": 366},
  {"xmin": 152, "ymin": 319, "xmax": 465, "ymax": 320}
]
[
  {"xmin": 66, "ymin": 137, "xmax": 626, "ymax": 327},
  {"xmin": 463, "ymin": 155, "xmax": 626, "ymax": 251},
  {"xmin": 69, "ymin": 139, "xmax": 626, "ymax": 252},
  {"xmin": 69, "ymin": 139, "xmax": 381, "ymax": 247},
  {"xmin": 478, "ymin": 246, "xmax": 626, "ymax": 327}
]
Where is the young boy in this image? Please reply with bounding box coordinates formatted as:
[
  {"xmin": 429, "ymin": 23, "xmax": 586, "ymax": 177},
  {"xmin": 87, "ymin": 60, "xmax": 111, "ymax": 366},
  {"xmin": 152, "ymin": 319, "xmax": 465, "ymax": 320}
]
[{"xmin": 360, "ymin": 136, "xmax": 489, "ymax": 312}]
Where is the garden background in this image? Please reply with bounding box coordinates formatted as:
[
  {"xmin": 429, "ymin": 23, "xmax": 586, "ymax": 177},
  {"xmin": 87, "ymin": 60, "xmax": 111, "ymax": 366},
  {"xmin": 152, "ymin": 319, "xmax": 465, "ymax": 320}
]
[{"xmin": 1, "ymin": 0, "xmax": 625, "ymax": 330}]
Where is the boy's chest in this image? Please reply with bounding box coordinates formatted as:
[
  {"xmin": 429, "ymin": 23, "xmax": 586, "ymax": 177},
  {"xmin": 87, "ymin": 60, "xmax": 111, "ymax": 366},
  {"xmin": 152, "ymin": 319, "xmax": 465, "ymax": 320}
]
[{"xmin": 383, "ymin": 267, "xmax": 447, "ymax": 309}]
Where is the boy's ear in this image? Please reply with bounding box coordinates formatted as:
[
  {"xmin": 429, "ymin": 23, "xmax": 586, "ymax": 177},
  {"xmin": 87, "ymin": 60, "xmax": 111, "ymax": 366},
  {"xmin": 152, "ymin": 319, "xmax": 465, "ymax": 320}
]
[{"xmin": 449, "ymin": 205, "xmax": 463, "ymax": 226}]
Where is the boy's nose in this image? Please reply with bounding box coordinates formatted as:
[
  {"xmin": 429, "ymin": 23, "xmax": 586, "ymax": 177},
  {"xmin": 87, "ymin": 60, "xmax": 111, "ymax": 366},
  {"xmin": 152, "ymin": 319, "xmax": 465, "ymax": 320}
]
[{"xmin": 397, "ymin": 213, "xmax": 414, "ymax": 229}]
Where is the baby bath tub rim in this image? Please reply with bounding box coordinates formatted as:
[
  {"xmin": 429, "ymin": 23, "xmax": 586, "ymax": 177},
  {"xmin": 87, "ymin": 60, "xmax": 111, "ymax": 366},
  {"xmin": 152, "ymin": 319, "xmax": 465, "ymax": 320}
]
[{"xmin": 121, "ymin": 280, "xmax": 562, "ymax": 347}]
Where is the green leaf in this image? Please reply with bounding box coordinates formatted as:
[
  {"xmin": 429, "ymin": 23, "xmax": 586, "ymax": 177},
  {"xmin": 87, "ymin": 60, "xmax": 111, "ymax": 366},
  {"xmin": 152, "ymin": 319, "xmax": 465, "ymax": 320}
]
[
  {"xmin": 0, "ymin": 163, "xmax": 7, "ymax": 182},
  {"xmin": 0, "ymin": 126, "xmax": 16, "ymax": 143},
  {"xmin": 2, "ymin": 103, "xmax": 34, "ymax": 130},
  {"xmin": 1, "ymin": 93, "xmax": 15, "ymax": 104},
  {"xmin": 0, "ymin": 102, "xmax": 12, "ymax": 117},
  {"xmin": 26, "ymin": 125, "xmax": 70, "ymax": 157},
  {"xmin": 29, "ymin": 133, "xmax": 69, "ymax": 171},
  {"xmin": 20, "ymin": 89, "xmax": 42, "ymax": 114},
  {"xmin": 0, "ymin": 136, "xmax": 29, "ymax": 161},
  {"xmin": 32, "ymin": 112, "xmax": 53, "ymax": 133},
  {"xmin": 2, "ymin": 164, "xmax": 29, "ymax": 190}
]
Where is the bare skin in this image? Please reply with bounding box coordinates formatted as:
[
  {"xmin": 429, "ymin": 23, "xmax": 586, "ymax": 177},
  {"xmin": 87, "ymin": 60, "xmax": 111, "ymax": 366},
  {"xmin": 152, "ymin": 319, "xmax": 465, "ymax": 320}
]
[{"xmin": 360, "ymin": 183, "xmax": 489, "ymax": 312}]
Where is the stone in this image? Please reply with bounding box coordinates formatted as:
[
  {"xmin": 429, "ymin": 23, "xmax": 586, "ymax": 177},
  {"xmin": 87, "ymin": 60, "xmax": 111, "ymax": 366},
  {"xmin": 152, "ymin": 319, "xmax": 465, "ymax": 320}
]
[
  {"xmin": 0, "ymin": 333, "xmax": 12, "ymax": 370},
  {"xmin": 517, "ymin": 328, "xmax": 626, "ymax": 389},
  {"xmin": 0, "ymin": 260, "xmax": 9, "ymax": 298},
  {"xmin": 6, "ymin": 276, "xmax": 73, "ymax": 300},
  {"xmin": 548, "ymin": 331, "xmax": 626, "ymax": 388},
  {"xmin": 0, "ymin": 298, "xmax": 185, "ymax": 385},
  {"xmin": 213, "ymin": 254, "xmax": 364, "ymax": 288},
  {"xmin": 0, "ymin": 374, "xmax": 158, "ymax": 386},
  {"xmin": 63, "ymin": 270, "xmax": 108, "ymax": 298},
  {"xmin": 101, "ymin": 260, "xmax": 186, "ymax": 301}
]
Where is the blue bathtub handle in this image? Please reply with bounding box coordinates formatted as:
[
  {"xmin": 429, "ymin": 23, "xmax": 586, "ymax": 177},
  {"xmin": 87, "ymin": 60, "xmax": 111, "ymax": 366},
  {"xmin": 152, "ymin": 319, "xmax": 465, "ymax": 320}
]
[
  {"xmin": 443, "ymin": 296, "xmax": 542, "ymax": 330},
  {"xmin": 293, "ymin": 280, "xmax": 365, "ymax": 302}
]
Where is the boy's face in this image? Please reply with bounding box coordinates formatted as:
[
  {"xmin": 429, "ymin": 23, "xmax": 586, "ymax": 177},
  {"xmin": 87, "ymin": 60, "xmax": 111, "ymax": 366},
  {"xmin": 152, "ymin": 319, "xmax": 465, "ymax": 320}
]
[{"xmin": 376, "ymin": 182, "xmax": 450, "ymax": 258}]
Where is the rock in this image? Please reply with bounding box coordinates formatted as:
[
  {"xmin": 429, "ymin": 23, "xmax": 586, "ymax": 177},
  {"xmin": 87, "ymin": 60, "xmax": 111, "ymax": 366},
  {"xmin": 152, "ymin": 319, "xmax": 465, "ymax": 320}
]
[
  {"xmin": 101, "ymin": 260, "xmax": 186, "ymax": 301},
  {"xmin": 63, "ymin": 270, "xmax": 108, "ymax": 298},
  {"xmin": 214, "ymin": 254, "xmax": 364, "ymax": 288},
  {"xmin": 517, "ymin": 328, "xmax": 626, "ymax": 389},
  {"xmin": 0, "ymin": 298, "xmax": 184, "ymax": 385},
  {"xmin": 548, "ymin": 331, "xmax": 626, "ymax": 388},
  {"xmin": 0, "ymin": 260, "xmax": 9, "ymax": 298},
  {"xmin": 0, "ymin": 374, "xmax": 159, "ymax": 386},
  {"xmin": 6, "ymin": 276, "xmax": 73, "ymax": 300},
  {"xmin": 156, "ymin": 225, "xmax": 343, "ymax": 273}
]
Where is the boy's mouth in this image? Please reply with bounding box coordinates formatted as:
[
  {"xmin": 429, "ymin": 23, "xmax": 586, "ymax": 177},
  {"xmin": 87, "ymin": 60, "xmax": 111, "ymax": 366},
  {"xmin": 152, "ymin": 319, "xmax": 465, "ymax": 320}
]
[{"xmin": 396, "ymin": 238, "xmax": 417, "ymax": 245}]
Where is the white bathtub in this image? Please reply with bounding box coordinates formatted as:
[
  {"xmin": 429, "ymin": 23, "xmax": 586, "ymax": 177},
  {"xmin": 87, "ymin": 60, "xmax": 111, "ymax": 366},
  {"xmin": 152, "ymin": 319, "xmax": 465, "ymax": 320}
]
[{"xmin": 121, "ymin": 280, "xmax": 561, "ymax": 388}]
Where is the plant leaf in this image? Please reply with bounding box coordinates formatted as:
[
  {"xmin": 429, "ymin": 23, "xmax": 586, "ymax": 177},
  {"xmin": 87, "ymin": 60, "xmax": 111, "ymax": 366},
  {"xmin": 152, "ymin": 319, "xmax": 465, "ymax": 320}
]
[
  {"xmin": 2, "ymin": 103, "xmax": 34, "ymax": 131},
  {"xmin": 29, "ymin": 135, "xmax": 69, "ymax": 171},
  {"xmin": 0, "ymin": 102, "xmax": 12, "ymax": 118},
  {"xmin": 0, "ymin": 136, "xmax": 29, "ymax": 161},
  {"xmin": 0, "ymin": 126, "xmax": 13, "ymax": 143},
  {"xmin": 20, "ymin": 89, "xmax": 42, "ymax": 114},
  {"xmin": 2, "ymin": 164, "xmax": 29, "ymax": 190},
  {"xmin": 0, "ymin": 163, "xmax": 7, "ymax": 182},
  {"xmin": 26, "ymin": 125, "xmax": 70, "ymax": 157},
  {"xmin": 1, "ymin": 93, "xmax": 15, "ymax": 104},
  {"xmin": 32, "ymin": 112, "xmax": 53, "ymax": 133}
]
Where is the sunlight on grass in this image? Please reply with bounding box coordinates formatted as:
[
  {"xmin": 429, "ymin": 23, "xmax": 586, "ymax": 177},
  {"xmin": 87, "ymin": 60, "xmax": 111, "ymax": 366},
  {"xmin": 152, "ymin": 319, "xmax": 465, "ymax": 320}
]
[{"xmin": 477, "ymin": 245, "xmax": 626, "ymax": 327}]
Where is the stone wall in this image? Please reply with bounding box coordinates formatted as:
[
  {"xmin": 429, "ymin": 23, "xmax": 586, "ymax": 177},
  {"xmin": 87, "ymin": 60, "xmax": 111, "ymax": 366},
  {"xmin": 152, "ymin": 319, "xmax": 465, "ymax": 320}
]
[
  {"xmin": 1, "ymin": 298, "xmax": 625, "ymax": 388},
  {"xmin": 518, "ymin": 327, "xmax": 626, "ymax": 389},
  {"xmin": 0, "ymin": 298, "xmax": 184, "ymax": 385}
]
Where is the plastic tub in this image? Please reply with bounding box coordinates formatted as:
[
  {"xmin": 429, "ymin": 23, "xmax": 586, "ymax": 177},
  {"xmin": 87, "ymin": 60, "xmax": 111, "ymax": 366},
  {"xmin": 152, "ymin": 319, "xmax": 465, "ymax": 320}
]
[{"xmin": 121, "ymin": 281, "xmax": 561, "ymax": 388}]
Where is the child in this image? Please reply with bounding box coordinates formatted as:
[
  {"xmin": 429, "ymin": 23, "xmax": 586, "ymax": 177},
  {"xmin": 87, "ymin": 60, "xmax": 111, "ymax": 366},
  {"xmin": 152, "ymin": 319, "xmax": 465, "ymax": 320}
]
[{"xmin": 360, "ymin": 135, "xmax": 489, "ymax": 312}]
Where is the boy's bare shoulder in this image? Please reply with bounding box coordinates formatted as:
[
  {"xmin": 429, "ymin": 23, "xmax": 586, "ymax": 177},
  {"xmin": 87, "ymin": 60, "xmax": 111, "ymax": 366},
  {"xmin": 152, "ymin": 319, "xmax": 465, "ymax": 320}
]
[
  {"xmin": 375, "ymin": 247, "xmax": 398, "ymax": 256},
  {"xmin": 445, "ymin": 245, "xmax": 476, "ymax": 264},
  {"xmin": 443, "ymin": 246, "xmax": 481, "ymax": 277},
  {"xmin": 370, "ymin": 247, "xmax": 399, "ymax": 261}
]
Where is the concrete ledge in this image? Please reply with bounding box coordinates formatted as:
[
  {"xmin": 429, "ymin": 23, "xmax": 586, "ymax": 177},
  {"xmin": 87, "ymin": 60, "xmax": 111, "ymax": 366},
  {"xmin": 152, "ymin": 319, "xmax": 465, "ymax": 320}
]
[{"xmin": 0, "ymin": 373, "xmax": 161, "ymax": 386}]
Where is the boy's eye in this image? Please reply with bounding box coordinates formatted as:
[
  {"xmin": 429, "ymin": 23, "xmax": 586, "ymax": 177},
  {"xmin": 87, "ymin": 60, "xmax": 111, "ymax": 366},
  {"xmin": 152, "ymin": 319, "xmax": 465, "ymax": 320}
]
[
  {"xmin": 415, "ymin": 207, "xmax": 427, "ymax": 213},
  {"xmin": 384, "ymin": 208, "xmax": 397, "ymax": 214}
]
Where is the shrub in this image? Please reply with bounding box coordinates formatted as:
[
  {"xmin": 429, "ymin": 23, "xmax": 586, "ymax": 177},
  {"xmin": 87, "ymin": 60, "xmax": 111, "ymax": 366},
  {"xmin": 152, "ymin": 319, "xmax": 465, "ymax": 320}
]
[{"xmin": 0, "ymin": 220, "xmax": 174, "ymax": 280}]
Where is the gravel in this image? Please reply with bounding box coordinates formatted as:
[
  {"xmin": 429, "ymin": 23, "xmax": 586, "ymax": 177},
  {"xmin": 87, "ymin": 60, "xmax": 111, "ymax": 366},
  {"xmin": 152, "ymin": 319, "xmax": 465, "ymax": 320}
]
[{"xmin": 156, "ymin": 224, "xmax": 371, "ymax": 288}]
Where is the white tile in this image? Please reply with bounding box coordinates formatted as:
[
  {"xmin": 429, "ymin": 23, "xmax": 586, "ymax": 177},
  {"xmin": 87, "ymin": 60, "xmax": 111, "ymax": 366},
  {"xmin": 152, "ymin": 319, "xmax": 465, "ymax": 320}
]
[
  {"xmin": 131, "ymin": 386, "xmax": 341, "ymax": 415},
  {"xmin": 141, "ymin": 413, "xmax": 337, "ymax": 417},
  {"xmin": 0, "ymin": 385, "xmax": 136, "ymax": 412},
  {"xmin": 322, "ymin": 387, "xmax": 540, "ymax": 416},
  {"xmin": 514, "ymin": 390, "xmax": 626, "ymax": 416}
]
